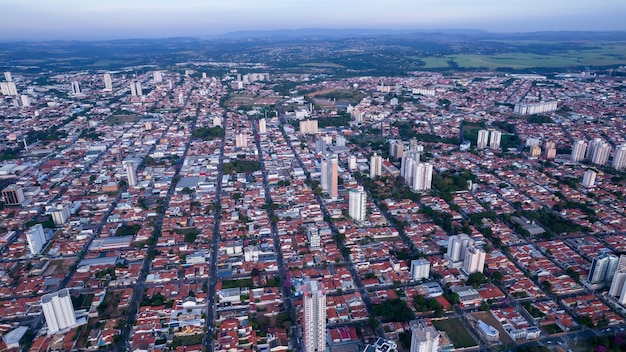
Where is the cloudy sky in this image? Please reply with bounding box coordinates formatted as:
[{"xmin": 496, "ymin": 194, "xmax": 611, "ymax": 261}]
[{"xmin": 1, "ymin": 0, "xmax": 624, "ymax": 40}]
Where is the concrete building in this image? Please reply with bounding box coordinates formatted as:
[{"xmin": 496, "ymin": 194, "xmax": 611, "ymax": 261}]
[
  {"xmin": 348, "ymin": 155, "xmax": 357, "ymax": 171},
  {"xmin": 50, "ymin": 204, "xmax": 70, "ymax": 226},
  {"xmin": 130, "ymin": 80, "xmax": 143, "ymax": 97},
  {"xmin": 153, "ymin": 71, "xmax": 163, "ymax": 83},
  {"xmin": 389, "ymin": 140, "xmax": 404, "ymax": 160},
  {"xmin": 71, "ymin": 81, "xmax": 81, "ymax": 95},
  {"xmin": 544, "ymin": 141, "xmax": 557, "ymax": 159},
  {"xmin": 123, "ymin": 160, "xmax": 138, "ymax": 187},
  {"xmin": 41, "ymin": 289, "xmax": 78, "ymax": 335},
  {"xmin": 489, "ymin": 130, "xmax": 502, "ymax": 150},
  {"xmin": 571, "ymin": 140, "xmax": 588, "ymax": 162},
  {"xmin": 299, "ymin": 119, "xmax": 318, "ymax": 134},
  {"xmin": 27, "ymin": 224, "xmax": 47, "ymax": 256},
  {"xmin": 411, "ymin": 162, "xmax": 433, "ymax": 192},
  {"xmin": 0, "ymin": 82, "xmax": 17, "ymax": 96},
  {"xmin": 582, "ymin": 170, "xmax": 596, "ymax": 188},
  {"xmin": 4, "ymin": 71, "xmax": 12, "ymax": 82},
  {"xmin": 2, "ymin": 184, "xmax": 25, "ymax": 205},
  {"xmin": 370, "ymin": 152, "xmax": 382, "ymax": 178},
  {"xmin": 258, "ymin": 118, "xmax": 267, "ymax": 134},
  {"xmin": 410, "ymin": 320, "xmax": 439, "ymax": 352},
  {"xmin": 462, "ymin": 246, "xmax": 486, "ymax": 275},
  {"xmin": 303, "ymin": 280, "xmax": 326, "ymax": 352},
  {"xmin": 348, "ymin": 186, "xmax": 367, "ymax": 222},
  {"xmin": 514, "ymin": 101, "xmax": 558, "ymax": 115},
  {"xmin": 103, "ymin": 73, "xmax": 112, "ymax": 91},
  {"xmin": 410, "ymin": 258, "xmax": 430, "ymax": 281},
  {"xmin": 235, "ymin": 132, "xmax": 248, "ymax": 148},
  {"xmin": 446, "ymin": 234, "xmax": 472, "ymax": 266},
  {"xmin": 477, "ymin": 129, "xmax": 489, "ymax": 149},
  {"xmin": 588, "ymin": 253, "xmax": 619, "ymax": 284},
  {"xmin": 613, "ymin": 144, "xmax": 626, "ymax": 171}
]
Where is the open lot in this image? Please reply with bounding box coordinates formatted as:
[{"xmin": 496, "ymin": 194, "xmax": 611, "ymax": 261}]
[{"xmin": 432, "ymin": 318, "xmax": 477, "ymax": 348}]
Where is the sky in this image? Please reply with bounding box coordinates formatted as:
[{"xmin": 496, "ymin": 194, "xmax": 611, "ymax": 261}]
[{"xmin": 1, "ymin": 0, "xmax": 625, "ymax": 40}]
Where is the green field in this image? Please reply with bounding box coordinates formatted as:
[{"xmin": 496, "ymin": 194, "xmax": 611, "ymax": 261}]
[
  {"xmin": 432, "ymin": 318, "xmax": 477, "ymax": 348},
  {"xmin": 415, "ymin": 43, "xmax": 626, "ymax": 69}
]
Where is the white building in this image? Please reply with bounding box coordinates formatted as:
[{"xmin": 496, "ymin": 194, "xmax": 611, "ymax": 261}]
[
  {"xmin": 41, "ymin": 289, "xmax": 78, "ymax": 335},
  {"xmin": 103, "ymin": 73, "xmax": 112, "ymax": 91},
  {"xmin": 348, "ymin": 155, "xmax": 357, "ymax": 171},
  {"xmin": 50, "ymin": 204, "xmax": 70, "ymax": 225},
  {"xmin": 153, "ymin": 71, "xmax": 163, "ymax": 83},
  {"xmin": 370, "ymin": 152, "xmax": 382, "ymax": 178},
  {"xmin": 71, "ymin": 81, "xmax": 81, "ymax": 95},
  {"xmin": 4, "ymin": 71, "xmax": 12, "ymax": 82},
  {"xmin": 588, "ymin": 253, "xmax": 619, "ymax": 284},
  {"xmin": 582, "ymin": 170, "xmax": 597, "ymax": 188},
  {"xmin": 513, "ymin": 101, "xmax": 558, "ymax": 115},
  {"xmin": 258, "ymin": 118, "xmax": 267, "ymax": 134},
  {"xmin": 123, "ymin": 160, "xmax": 138, "ymax": 187},
  {"xmin": 412, "ymin": 162, "xmax": 433, "ymax": 191},
  {"xmin": 410, "ymin": 320, "xmax": 439, "ymax": 352},
  {"xmin": 0, "ymin": 82, "xmax": 17, "ymax": 96},
  {"xmin": 130, "ymin": 80, "xmax": 143, "ymax": 97},
  {"xmin": 348, "ymin": 186, "xmax": 367, "ymax": 222},
  {"xmin": 410, "ymin": 258, "xmax": 430, "ymax": 281},
  {"xmin": 489, "ymin": 130, "xmax": 502, "ymax": 150},
  {"xmin": 477, "ymin": 129, "xmax": 489, "ymax": 149},
  {"xmin": 299, "ymin": 119, "xmax": 318, "ymax": 134},
  {"xmin": 613, "ymin": 144, "xmax": 626, "ymax": 171},
  {"xmin": 27, "ymin": 224, "xmax": 47, "ymax": 255},
  {"xmin": 571, "ymin": 140, "xmax": 588, "ymax": 162},
  {"xmin": 462, "ymin": 246, "xmax": 486, "ymax": 275},
  {"xmin": 235, "ymin": 132, "xmax": 248, "ymax": 148},
  {"xmin": 446, "ymin": 234, "xmax": 472, "ymax": 265},
  {"xmin": 303, "ymin": 281, "xmax": 326, "ymax": 352}
]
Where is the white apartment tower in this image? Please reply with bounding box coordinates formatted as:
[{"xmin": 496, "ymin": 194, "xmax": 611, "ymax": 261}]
[
  {"xmin": 588, "ymin": 253, "xmax": 619, "ymax": 284},
  {"xmin": 370, "ymin": 152, "xmax": 382, "ymax": 178},
  {"xmin": 303, "ymin": 281, "xmax": 326, "ymax": 352},
  {"xmin": 462, "ymin": 246, "xmax": 486, "ymax": 275},
  {"xmin": 544, "ymin": 141, "xmax": 557, "ymax": 159},
  {"xmin": 410, "ymin": 320, "xmax": 440, "ymax": 352},
  {"xmin": 571, "ymin": 140, "xmax": 588, "ymax": 162},
  {"xmin": 235, "ymin": 133, "xmax": 248, "ymax": 148},
  {"xmin": 41, "ymin": 289, "xmax": 78, "ymax": 335},
  {"xmin": 389, "ymin": 140, "xmax": 404, "ymax": 159},
  {"xmin": 50, "ymin": 204, "xmax": 70, "ymax": 226},
  {"xmin": 348, "ymin": 186, "xmax": 367, "ymax": 222},
  {"xmin": 412, "ymin": 162, "xmax": 433, "ymax": 191},
  {"xmin": 4, "ymin": 71, "xmax": 12, "ymax": 82},
  {"xmin": 153, "ymin": 71, "xmax": 163, "ymax": 83},
  {"xmin": 348, "ymin": 155, "xmax": 357, "ymax": 171},
  {"xmin": 582, "ymin": 170, "xmax": 597, "ymax": 188},
  {"xmin": 130, "ymin": 80, "xmax": 143, "ymax": 97},
  {"xmin": 477, "ymin": 129, "xmax": 490, "ymax": 149},
  {"xmin": 410, "ymin": 258, "xmax": 430, "ymax": 281},
  {"xmin": 489, "ymin": 130, "xmax": 502, "ymax": 149},
  {"xmin": 258, "ymin": 118, "xmax": 267, "ymax": 134},
  {"xmin": 446, "ymin": 234, "xmax": 472, "ymax": 265},
  {"xmin": 124, "ymin": 160, "xmax": 138, "ymax": 187},
  {"xmin": 613, "ymin": 144, "xmax": 626, "ymax": 171},
  {"xmin": 26, "ymin": 224, "xmax": 47, "ymax": 256},
  {"xmin": 103, "ymin": 73, "xmax": 112, "ymax": 91},
  {"xmin": 329, "ymin": 154, "xmax": 338, "ymax": 199},
  {"xmin": 71, "ymin": 81, "xmax": 81, "ymax": 95}
]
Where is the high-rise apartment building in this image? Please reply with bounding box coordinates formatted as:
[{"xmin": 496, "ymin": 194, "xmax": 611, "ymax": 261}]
[
  {"xmin": 477, "ymin": 129, "xmax": 489, "ymax": 149},
  {"xmin": 71, "ymin": 81, "xmax": 81, "ymax": 95},
  {"xmin": 462, "ymin": 246, "xmax": 486, "ymax": 275},
  {"xmin": 123, "ymin": 160, "xmax": 138, "ymax": 187},
  {"xmin": 571, "ymin": 140, "xmax": 587, "ymax": 162},
  {"xmin": 4, "ymin": 71, "xmax": 12, "ymax": 82},
  {"xmin": 258, "ymin": 118, "xmax": 267, "ymax": 134},
  {"xmin": 613, "ymin": 144, "xmax": 626, "ymax": 171},
  {"xmin": 26, "ymin": 224, "xmax": 47, "ymax": 256},
  {"xmin": 50, "ymin": 204, "xmax": 70, "ymax": 226},
  {"xmin": 410, "ymin": 258, "xmax": 430, "ymax": 281},
  {"xmin": 544, "ymin": 141, "xmax": 557, "ymax": 159},
  {"xmin": 0, "ymin": 82, "xmax": 17, "ymax": 96},
  {"xmin": 348, "ymin": 155, "xmax": 357, "ymax": 171},
  {"xmin": 303, "ymin": 281, "xmax": 326, "ymax": 352},
  {"xmin": 412, "ymin": 162, "xmax": 433, "ymax": 191},
  {"xmin": 103, "ymin": 73, "xmax": 112, "ymax": 91},
  {"xmin": 348, "ymin": 186, "xmax": 367, "ymax": 222},
  {"xmin": 588, "ymin": 253, "xmax": 619, "ymax": 284},
  {"xmin": 410, "ymin": 320, "xmax": 440, "ymax": 352},
  {"xmin": 446, "ymin": 234, "xmax": 472, "ymax": 265},
  {"xmin": 489, "ymin": 130, "xmax": 502, "ymax": 149},
  {"xmin": 299, "ymin": 119, "xmax": 318, "ymax": 134},
  {"xmin": 235, "ymin": 132, "xmax": 248, "ymax": 148},
  {"xmin": 2, "ymin": 184, "xmax": 25, "ymax": 205},
  {"xmin": 41, "ymin": 289, "xmax": 78, "ymax": 335},
  {"xmin": 153, "ymin": 71, "xmax": 163, "ymax": 83},
  {"xmin": 329, "ymin": 154, "xmax": 338, "ymax": 199},
  {"xmin": 130, "ymin": 80, "xmax": 143, "ymax": 97},
  {"xmin": 389, "ymin": 140, "xmax": 404, "ymax": 159},
  {"xmin": 370, "ymin": 152, "xmax": 382, "ymax": 178},
  {"xmin": 582, "ymin": 170, "xmax": 597, "ymax": 188}
]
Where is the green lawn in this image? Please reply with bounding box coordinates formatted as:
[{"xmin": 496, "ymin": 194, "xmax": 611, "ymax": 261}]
[
  {"xmin": 432, "ymin": 318, "xmax": 477, "ymax": 348},
  {"xmin": 413, "ymin": 43, "xmax": 626, "ymax": 70}
]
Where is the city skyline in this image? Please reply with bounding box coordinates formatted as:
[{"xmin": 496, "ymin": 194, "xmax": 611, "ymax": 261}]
[{"xmin": 1, "ymin": 0, "xmax": 625, "ymax": 40}]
